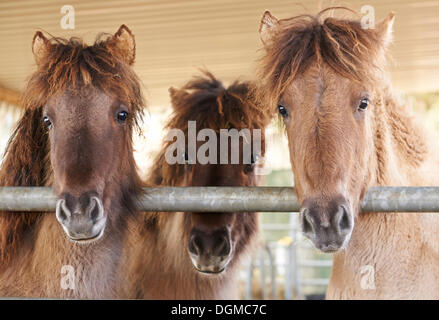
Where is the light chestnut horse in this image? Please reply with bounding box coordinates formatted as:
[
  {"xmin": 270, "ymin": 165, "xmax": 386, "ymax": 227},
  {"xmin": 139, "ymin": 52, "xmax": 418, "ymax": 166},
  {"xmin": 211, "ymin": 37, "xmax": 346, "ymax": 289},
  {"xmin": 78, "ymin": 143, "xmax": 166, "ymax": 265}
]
[
  {"xmin": 0, "ymin": 26, "xmax": 146, "ymax": 298},
  {"xmin": 257, "ymin": 8, "xmax": 439, "ymax": 299},
  {"xmin": 120, "ymin": 72, "xmax": 269, "ymax": 299}
]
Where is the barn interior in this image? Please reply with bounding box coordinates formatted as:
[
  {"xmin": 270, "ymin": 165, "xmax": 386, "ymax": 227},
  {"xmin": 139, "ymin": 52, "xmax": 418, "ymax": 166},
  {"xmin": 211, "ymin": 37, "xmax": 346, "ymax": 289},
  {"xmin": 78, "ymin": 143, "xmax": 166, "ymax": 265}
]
[{"xmin": 0, "ymin": 0, "xmax": 438, "ymax": 299}]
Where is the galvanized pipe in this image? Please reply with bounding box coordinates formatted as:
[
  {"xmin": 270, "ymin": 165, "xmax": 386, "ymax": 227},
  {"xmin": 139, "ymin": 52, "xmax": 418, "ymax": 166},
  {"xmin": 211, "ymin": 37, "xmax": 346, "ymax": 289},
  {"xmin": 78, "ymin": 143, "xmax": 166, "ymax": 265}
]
[
  {"xmin": 141, "ymin": 187, "xmax": 300, "ymax": 212},
  {"xmin": 361, "ymin": 186, "xmax": 439, "ymax": 212},
  {"xmin": 0, "ymin": 186, "xmax": 437, "ymax": 212}
]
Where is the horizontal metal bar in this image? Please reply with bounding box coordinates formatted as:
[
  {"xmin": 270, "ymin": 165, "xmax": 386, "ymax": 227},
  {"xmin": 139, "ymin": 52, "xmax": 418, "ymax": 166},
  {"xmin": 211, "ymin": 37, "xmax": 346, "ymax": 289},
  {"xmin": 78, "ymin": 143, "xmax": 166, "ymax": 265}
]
[
  {"xmin": 0, "ymin": 186, "xmax": 437, "ymax": 212},
  {"xmin": 361, "ymin": 186, "xmax": 439, "ymax": 212},
  {"xmin": 141, "ymin": 187, "xmax": 300, "ymax": 212}
]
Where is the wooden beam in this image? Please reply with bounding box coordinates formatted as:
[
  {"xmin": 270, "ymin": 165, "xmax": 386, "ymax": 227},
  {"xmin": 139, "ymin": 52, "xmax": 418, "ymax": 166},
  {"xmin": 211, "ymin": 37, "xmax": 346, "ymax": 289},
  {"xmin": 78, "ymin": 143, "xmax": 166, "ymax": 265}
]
[{"xmin": 0, "ymin": 84, "xmax": 21, "ymax": 107}]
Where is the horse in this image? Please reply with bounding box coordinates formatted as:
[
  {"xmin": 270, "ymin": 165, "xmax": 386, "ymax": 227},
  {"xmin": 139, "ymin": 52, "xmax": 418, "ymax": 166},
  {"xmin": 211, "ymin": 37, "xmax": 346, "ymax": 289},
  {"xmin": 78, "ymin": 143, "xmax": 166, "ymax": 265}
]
[
  {"xmin": 0, "ymin": 25, "xmax": 146, "ymax": 298},
  {"xmin": 120, "ymin": 71, "xmax": 269, "ymax": 299},
  {"xmin": 257, "ymin": 8, "xmax": 439, "ymax": 299}
]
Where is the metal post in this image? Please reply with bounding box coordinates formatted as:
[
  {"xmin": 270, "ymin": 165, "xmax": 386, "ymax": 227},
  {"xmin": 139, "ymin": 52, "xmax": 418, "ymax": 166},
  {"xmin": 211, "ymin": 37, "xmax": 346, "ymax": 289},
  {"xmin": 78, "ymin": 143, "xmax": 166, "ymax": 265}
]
[
  {"xmin": 290, "ymin": 214, "xmax": 300, "ymax": 299},
  {"xmin": 245, "ymin": 259, "xmax": 254, "ymax": 300},
  {"xmin": 285, "ymin": 243, "xmax": 291, "ymax": 300},
  {"xmin": 266, "ymin": 244, "xmax": 277, "ymax": 300},
  {"xmin": 260, "ymin": 251, "xmax": 266, "ymax": 300}
]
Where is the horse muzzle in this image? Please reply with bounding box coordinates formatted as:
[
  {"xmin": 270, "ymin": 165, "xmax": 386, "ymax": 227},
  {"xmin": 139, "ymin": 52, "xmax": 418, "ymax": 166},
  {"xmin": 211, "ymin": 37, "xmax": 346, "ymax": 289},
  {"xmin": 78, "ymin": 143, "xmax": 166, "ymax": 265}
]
[
  {"xmin": 188, "ymin": 228, "xmax": 233, "ymax": 274},
  {"xmin": 300, "ymin": 195, "xmax": 354, "ymax": 253},
  {"xmin": 55, "ymin": 192, "xmax": 106, "ymax": 243}
]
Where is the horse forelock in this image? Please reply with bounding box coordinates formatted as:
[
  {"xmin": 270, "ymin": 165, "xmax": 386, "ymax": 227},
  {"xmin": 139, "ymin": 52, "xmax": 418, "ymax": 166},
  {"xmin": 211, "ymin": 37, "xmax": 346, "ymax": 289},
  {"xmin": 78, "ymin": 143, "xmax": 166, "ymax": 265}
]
[
  {"xmin": 22, "ymin": 33, "xmax": 146, "ymax": 132},
  {"xmin": 258, "ymin": 7, "xmax": 386, "ymax": 110},
  {"xmin": 150, "ymin": 71, "xmax": 269, "ymax": 186}
]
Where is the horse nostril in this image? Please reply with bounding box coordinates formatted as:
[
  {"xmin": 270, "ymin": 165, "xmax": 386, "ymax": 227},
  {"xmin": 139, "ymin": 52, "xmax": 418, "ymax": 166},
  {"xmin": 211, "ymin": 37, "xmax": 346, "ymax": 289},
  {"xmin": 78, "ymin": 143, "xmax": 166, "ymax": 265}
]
[
  {"xmin": 55, "ymin": 199, "xmax": 71, "ymax": 223},
  {"xmin": 216, "ymin": 236, "xmax": 231, "ymax": 257},
  {"xmin": 300, "ymin": 208, "xmax": 313, "ymax": 234},
  {"xmin": 337, "ymin": 205, "xmax": 352, "ymax": 233},
  {"xmin": 189, "ymin": 234, "xmax": 203, "ymax": 256},
  {"xmin": 87, "ymin": 197, "xmax": 104, "ymax": 221}
]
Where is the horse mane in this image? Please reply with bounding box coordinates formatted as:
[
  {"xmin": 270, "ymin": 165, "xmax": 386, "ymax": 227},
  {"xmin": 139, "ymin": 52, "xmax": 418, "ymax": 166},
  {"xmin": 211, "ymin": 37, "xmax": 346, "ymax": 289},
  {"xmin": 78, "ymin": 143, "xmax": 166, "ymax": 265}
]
[
  {"xmin": 258, "ymin": 7, "xmax": 385, "ymax": 107},
  {"xmin": 148, "ymin": 71, "xmax": 268, "ymax": 186},
  {"xmin": 0, "ymin": 33, "xmax": 146, "ymax": 264},
  {"xmin": 0, "ymin": 108, "xmax": 49, "ymax": 264}
]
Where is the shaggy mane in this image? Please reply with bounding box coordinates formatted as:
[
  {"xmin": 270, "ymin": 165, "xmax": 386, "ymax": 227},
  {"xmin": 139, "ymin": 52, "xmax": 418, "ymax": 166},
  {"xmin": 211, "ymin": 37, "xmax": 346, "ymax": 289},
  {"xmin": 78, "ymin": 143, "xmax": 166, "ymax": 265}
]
[{"xmin": 259, "ymin": 7, "xmax": 385, "ymax": 106}]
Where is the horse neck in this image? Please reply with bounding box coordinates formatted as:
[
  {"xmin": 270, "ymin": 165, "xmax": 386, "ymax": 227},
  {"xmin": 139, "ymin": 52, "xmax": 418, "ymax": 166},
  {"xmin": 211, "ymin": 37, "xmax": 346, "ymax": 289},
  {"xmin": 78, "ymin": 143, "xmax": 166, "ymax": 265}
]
[
  {"xmin": 371, "ymin": 86, "xmax": 436, "ymax": 186},
  {"xmin": 30, "ymin": 209, "xmax": 127, "ymax": 298},
  {"xmin": 354, "ymin": 85, "xmax": 438, "ymax": 233}
]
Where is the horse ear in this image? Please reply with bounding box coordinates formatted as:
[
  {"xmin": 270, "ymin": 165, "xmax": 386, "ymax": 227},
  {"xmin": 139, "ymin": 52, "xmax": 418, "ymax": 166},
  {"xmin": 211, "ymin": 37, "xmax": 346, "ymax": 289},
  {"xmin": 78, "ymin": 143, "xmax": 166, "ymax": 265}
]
[
  {"xmin": 32, "ymin": 31, "xmax": 51, "ymax": 66},
  {"xmin": 169, "ymin": 87, "xmax": 188, "ymax": 110},
  {"xmin": 110, "ymin": 25, "xmax": 136, "ymax": 65},
  {"xmin": 375, "ymin": 12, "xmax": 395, "ymax": 48},
  {"xmin": 168, "ymin": 87, "xmax": 179, "ymax": 110},
  {"xmin": 259, "ymin": 11, "xmax": 279, "ymax": 46},
  {"xmin": 169, "ymin": 87, "xmax": 178, "ymax": 99}
]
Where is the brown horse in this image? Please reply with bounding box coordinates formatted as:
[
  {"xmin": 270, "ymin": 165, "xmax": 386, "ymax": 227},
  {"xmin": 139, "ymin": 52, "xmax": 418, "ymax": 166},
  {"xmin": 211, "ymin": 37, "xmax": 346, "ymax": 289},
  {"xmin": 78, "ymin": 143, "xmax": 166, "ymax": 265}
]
[
  {"xmin": 120, "ymin": 72, "xmax": 269, "ymax": 299},
  {"xmin": 257, "ymin": 8, "xmax": 439, "ymax": 299},
  {"xmin": 0, "ymin": 26, "xmax": 146, "ymax": 298}
]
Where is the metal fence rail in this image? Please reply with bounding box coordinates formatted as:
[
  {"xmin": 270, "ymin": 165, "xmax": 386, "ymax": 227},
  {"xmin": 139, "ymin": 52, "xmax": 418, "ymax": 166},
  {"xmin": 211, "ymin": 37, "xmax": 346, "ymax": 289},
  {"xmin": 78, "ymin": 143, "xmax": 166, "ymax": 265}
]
[{"xmin": 0, "ymin": 186, "xmax": 438, "ymax": 212}]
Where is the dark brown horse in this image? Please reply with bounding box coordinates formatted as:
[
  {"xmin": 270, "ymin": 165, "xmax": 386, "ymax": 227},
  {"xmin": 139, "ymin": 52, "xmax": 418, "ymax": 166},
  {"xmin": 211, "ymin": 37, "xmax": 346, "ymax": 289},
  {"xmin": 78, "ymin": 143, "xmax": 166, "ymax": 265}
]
[
  {"xmin": 120, "ymin": 72, "xmax": 269, "ymax": 299},
  {"xmin": 0, "ymin": 26, "xmax": 146, "ymax": 298},
  {"xmin": 257, "ymin": 8, "xmax": 439, "ymax": 298}
]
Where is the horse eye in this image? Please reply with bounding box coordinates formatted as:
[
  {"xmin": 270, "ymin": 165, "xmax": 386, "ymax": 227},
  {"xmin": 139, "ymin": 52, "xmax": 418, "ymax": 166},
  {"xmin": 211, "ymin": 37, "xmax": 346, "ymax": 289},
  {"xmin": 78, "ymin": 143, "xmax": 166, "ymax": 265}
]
[
  {"xmin": 43, "ymin": 116, "xmax": 52, "ymax": 129},
  {"xmin": 278, "ymin": 104, "xmax": 288, "ymax": 118},
  {"xmin": 244, "ymin": 164, "xmax": 254, "ymax": 174},
  {"xmin": 116, "ymin": 111, "xmax": 129, "ymax": 122},
  {"xmin": 244, "ymin": 154, "xmax": 258, "ymax": 174},
  {"xmin": 358, "ymin": 98, "xmax": 369, "ymax": 110}
]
